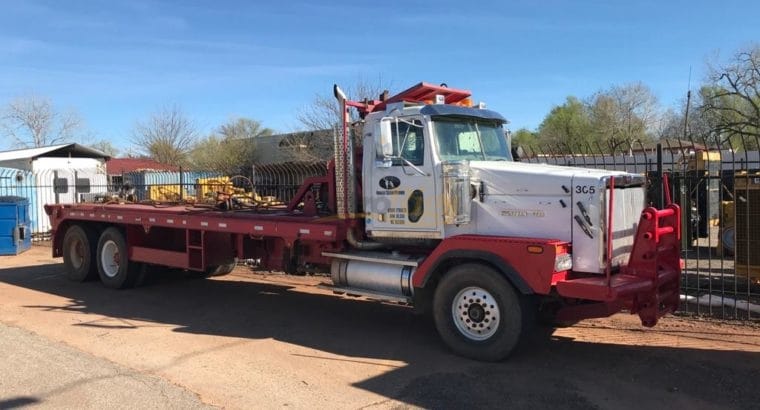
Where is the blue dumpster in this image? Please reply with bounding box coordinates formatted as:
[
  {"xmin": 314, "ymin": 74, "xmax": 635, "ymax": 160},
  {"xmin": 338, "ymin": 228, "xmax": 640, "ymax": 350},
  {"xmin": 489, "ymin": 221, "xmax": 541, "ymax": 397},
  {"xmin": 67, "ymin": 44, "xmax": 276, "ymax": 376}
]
[{"xmin": 0, "ymin": 196, "xmax": 32, "ymax": 256}]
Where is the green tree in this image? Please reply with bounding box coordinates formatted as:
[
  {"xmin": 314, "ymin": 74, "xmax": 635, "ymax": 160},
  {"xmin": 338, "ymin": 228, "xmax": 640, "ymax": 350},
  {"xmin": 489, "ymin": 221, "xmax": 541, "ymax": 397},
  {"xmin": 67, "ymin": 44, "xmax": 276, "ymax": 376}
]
[
  {"xmin": 189, "ymin": 118, "xmax": 272, "ymax": 174},
  {"xmin": 510, "ymin": 128, "xmax": 537, "ymax": 150},
  {"xmin": 537, "ymin": 96, "xmax": 592, "ymax": 153}
]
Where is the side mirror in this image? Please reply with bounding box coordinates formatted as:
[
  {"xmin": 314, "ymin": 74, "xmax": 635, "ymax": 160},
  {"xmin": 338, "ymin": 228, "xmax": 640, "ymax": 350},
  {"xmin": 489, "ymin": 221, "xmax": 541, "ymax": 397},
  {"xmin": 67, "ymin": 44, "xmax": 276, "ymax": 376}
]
[{"xmin": 377, "ymin": 117, "xmax": 394, "ymax": 160}]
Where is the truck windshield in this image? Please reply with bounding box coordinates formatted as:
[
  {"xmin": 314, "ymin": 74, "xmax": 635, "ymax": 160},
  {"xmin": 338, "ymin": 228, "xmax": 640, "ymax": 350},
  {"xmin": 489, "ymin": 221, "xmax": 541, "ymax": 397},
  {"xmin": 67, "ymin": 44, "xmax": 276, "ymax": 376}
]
[{"xmin": 433, "ymin": 117, "xmax": 512, "ymax": 161}]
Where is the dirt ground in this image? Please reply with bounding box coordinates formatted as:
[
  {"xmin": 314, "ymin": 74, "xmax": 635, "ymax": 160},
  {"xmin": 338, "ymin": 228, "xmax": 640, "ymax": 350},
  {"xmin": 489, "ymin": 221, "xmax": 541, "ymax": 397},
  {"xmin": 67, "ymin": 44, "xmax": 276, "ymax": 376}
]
[{"xmin": 1, "ymin": 245, "xmax": 759, "ymax": 409}]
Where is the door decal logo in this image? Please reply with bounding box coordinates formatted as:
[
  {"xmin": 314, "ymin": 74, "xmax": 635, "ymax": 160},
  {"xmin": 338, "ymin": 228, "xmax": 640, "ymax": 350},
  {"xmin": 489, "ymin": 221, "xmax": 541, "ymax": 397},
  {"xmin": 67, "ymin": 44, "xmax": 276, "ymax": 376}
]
[{"xmin": 379, "ymin": 176, "xmax": 401, "ymax": 190}]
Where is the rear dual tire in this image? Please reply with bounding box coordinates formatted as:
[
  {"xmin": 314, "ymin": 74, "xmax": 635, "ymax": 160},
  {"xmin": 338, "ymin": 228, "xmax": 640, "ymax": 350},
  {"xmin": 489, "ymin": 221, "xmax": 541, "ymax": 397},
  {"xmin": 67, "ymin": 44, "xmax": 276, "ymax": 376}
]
[
  {"xmin": 62, "ymin": 225, "xmax": 99, "ymax": 282},
  {"xmin": 96, "ymin": 227, "xmax": 142, "ymax": 289}
]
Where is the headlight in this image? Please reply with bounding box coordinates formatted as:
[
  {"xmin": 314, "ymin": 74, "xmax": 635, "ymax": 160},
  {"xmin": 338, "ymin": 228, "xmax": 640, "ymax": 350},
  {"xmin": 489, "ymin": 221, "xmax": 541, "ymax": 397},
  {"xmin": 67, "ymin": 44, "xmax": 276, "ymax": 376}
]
[{"xmin": 554, "ymin": 253, "xmax": 573, "ymax": 272}]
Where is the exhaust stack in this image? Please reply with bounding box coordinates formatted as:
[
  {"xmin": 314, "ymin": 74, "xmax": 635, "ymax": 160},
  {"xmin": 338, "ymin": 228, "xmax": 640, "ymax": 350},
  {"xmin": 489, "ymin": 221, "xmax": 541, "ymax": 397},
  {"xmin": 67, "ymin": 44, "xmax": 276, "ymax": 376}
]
[
  {"xmin": 333, "ymin": 84, "xmax": 383, "ymax": 251},
  {"xmin": 333, "ymin": 84, "xmax": 354, "ymax": 220}
]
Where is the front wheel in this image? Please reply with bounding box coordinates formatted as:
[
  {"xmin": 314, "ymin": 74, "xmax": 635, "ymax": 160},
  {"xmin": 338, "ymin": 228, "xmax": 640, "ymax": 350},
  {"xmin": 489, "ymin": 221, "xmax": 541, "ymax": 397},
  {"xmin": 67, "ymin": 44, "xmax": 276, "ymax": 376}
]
[{"xmin": 433, "ymin": 264, "xmax": 526, "ymax": 361}]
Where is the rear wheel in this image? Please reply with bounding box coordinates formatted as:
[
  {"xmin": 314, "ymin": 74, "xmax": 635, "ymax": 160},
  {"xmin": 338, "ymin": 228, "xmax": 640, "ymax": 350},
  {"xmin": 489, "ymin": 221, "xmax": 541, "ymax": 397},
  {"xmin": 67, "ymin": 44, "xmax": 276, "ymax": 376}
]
[
  {"xmin": 433, "ymin": 264, "xmax": 525, "ymax": 361},
  {"xmin": 96, "ymin": 227, "xmax": 141, "ymax": 289},
  {"xmin": 62, "ymin": 225, "xmax": 98, "ymax": 282}
]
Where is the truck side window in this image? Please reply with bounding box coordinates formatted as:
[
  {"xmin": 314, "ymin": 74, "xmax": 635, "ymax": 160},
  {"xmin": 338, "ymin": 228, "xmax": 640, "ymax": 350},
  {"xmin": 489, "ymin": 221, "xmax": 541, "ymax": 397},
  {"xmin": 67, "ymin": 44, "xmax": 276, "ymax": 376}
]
[{"xmin": 392, "ymin": 120, "xmax": 424, "ymax": 166}]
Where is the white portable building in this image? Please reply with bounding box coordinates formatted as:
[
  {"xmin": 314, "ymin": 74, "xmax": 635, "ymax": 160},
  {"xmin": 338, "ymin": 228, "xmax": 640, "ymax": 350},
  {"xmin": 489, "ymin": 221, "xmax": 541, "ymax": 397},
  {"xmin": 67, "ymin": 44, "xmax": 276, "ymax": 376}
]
[{"xmin": 0, "ymin": 144, "xmax": 109, "ymax": 235}]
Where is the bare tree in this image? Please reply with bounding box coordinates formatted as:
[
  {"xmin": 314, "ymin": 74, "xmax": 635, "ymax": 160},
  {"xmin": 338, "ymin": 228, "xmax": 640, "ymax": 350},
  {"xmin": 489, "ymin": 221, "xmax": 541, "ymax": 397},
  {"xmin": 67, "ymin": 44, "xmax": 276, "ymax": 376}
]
[
  {"xmin": 131, "ymin": 105, "xmax": 197, "ymax": 165},
  {"xmin": 277, "ymin": 130, "xmax": 336, "ymax": 162},
  {"xmin": 700, "ymin": 45, "xmax": 760, "ymax": 148},
  {"xmin": 292, "ymin": 77, "xmax": 390, "ymax": 161},
  {"xmin": 588, "ymin": 82, "xmax": 659, "ymax": 151},
  {"xmin": 1, "ymin": 95, "xmax": 83, "ymax": 148},
  {"xmin": 656, "ymin": 93, "xmax": 714, "ymax": 143},
  {"xmin": 90, "ymin": 139, "xmax": 120, "ymax": 157}
]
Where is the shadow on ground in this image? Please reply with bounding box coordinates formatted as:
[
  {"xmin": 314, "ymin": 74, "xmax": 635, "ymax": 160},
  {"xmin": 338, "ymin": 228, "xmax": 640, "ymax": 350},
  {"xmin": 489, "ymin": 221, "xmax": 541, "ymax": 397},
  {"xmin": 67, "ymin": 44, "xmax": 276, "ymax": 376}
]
[{"xmin": 1, "ymin": 263, "xmax": 758, "ymax": 409}]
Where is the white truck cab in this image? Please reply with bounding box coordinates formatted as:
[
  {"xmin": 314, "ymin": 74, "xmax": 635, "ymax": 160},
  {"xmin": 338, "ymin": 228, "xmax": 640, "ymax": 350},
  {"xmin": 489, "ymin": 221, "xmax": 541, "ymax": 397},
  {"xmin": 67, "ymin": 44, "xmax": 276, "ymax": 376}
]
[{"xmin": 360, "ymin": 93, "xmax": 647, "ymax": 275}]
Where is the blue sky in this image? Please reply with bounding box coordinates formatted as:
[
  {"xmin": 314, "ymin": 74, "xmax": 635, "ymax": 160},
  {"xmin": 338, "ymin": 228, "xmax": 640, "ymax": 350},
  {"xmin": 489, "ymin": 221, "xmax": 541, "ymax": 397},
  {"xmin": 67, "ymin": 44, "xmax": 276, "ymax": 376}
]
[{"xmin": 1, "ymin": 0, "xmax": 758, "ymax": 152}]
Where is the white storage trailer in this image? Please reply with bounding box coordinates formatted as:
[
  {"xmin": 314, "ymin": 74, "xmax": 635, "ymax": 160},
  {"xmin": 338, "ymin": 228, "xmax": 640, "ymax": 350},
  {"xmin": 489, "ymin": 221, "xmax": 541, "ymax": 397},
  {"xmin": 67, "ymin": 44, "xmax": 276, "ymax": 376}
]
[{"xmin": 0, "ymin": 144, "xmax": 109, "ymax": 235}]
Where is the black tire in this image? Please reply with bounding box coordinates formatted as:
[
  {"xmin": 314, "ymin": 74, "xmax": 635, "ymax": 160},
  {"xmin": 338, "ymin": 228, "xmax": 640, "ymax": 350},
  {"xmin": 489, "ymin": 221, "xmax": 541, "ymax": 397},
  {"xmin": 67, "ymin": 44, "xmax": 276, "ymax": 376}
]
[
  {"xmin": 62, "ymin": 225, "xmax": 98, "ymax": 282},
  {"xmin": 205, "ymin": 259, "xmax": 237, "ymax": 277},
  {"xmin": 433, "ymin": 264, "xmax": 526, "ymax": 361},
  {"xmin": 185, "ymin": 259, "xmax": 236, "ymax": 279},
  {"xmin": 96, "ymin": 227, "xmax": 142, "ymax": 289}
]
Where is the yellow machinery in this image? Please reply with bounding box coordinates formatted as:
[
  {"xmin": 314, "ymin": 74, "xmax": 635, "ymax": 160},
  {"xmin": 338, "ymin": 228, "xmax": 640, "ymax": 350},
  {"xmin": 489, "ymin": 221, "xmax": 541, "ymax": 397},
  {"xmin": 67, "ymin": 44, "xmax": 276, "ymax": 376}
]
[
  {"xmin": 688, "ymin": 150, "xmax": 721, "ymax": 171},
  {"xmin": 196, "ymin": 177, "xmax": 234, "ymax": 202},
  {"xmin": 194, "ymin": 176, "xmax": 281, "ymax": 207},
  {"xmin": 718, "ymin": 200, "xmax": 734, "ymax": 257},
  {"xmin": 734, "ymin": 171, "xmax": 760, "ymax": 282},
  {"xmin": 148, "ymin": 185, "xmax": 186, "ymax": 201}
]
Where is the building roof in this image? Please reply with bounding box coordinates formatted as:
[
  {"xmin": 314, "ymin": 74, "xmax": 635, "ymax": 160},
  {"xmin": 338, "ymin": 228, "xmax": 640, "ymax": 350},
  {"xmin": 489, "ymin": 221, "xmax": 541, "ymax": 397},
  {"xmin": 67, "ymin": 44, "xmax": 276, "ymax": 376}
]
[
  {"xmin": 0, "ymin": 143, "xmax": 110, "ymax": 161},
  {"xmin": 106, "ymin": 158, "xmax": 179, "ymax": 174}
]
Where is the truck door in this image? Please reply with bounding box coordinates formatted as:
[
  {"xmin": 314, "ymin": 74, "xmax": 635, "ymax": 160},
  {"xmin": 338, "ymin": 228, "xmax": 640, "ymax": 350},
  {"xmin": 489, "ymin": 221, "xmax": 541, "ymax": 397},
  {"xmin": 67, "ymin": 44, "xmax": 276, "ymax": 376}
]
[{"xmin": 366, "ymin": 117, "xmax": 440, "ymax": 238}]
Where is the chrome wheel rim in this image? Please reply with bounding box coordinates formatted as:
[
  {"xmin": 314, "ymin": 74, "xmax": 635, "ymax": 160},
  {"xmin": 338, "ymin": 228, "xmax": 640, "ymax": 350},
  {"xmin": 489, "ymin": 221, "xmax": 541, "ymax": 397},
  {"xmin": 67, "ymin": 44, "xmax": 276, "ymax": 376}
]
[
  {"xmin": 100, "ymin": 240, "xmax": 120, "ymax": 278},
  {"xmin": 452, "ymin": 286, "xmax": 500, "ymax": 341}
]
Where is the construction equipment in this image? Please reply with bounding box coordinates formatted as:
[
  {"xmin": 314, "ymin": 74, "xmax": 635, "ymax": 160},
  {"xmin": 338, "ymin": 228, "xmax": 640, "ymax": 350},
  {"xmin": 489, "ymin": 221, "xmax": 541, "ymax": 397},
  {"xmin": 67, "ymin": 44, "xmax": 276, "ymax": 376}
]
[{"xmin": 734, "ymin": 171, "xmax": 760, "ymax": 282}]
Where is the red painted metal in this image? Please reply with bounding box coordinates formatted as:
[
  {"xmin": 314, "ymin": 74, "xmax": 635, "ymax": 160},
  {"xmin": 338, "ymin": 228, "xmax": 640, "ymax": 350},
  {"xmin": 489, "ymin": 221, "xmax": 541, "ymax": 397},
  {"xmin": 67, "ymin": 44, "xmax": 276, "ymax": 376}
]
[
  {"xmin": 45, "ymin": 203, "xmax": 348, "ymax": 269},
  {"xmin": 286, "ymin": 174, "xmax": 332, "ymax": 213},
  {"xmin": 131, "ymin": 247, "xmax": 188, "ymax": 269},
  {"xmin": 606, "ymin": 176, "xmax": 614, "ymax": 288},
  {"xmin": 47, "ymin": 204, "xmax": 345, "ymax": 242},
  {"xmin": 349, "ymin": 82, "xmax": 472, "ymax": 118},
  {"xmin": 663, "ymin": 172, "xmax": 672, "ymax": 205},
  {"xmin": 556, "ymin": 203, "xmax": 681, "ymax": 326},
  {"xmin": 412, "ymin": 235, "xmax": 565, "ymax": 295}
]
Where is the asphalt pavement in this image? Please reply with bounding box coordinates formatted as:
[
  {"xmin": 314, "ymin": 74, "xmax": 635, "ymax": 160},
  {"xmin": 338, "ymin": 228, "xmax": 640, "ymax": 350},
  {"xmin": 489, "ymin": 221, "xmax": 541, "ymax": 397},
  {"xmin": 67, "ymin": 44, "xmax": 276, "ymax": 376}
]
[{"xmin": 0, "ymin": 322, "xmax": 211, "ymax": 409}]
